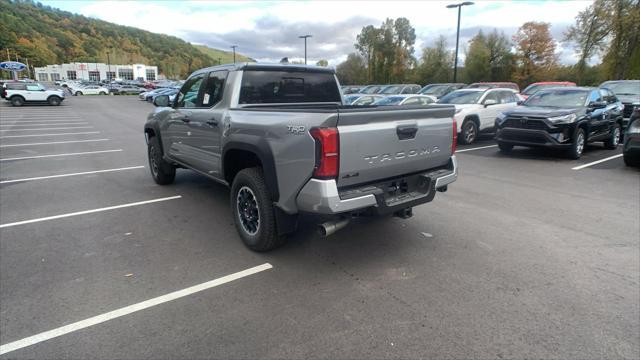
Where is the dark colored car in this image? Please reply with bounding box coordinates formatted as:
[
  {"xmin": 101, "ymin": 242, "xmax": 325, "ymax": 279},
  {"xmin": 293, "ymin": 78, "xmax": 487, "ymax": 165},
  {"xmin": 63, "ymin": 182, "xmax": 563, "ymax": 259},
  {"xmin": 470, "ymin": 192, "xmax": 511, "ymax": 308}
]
[
  {"xmin": 495, "ymin": 87, "xmax": 624, "ymax": 159},
  {"xmin": 110, "ymin": 84, "xmax": 145, "ymax": 95},
  {"xmin": 418, "ymin": 83, "xmax": 466, "ymax": 99},
  {"xmin": 623, "ymin": 106, "xmax": 640, "ymax": 167},
  {"xmin": 599, "ymin": 80, "xmax": 640, "ymax": 126},
  {"xmin": 379, "ymin": 84, "xmax": 422, "ymax": 95},
  {"xmin": 468, "ymin": 82, "xmax": 520, "ymax": 92}
]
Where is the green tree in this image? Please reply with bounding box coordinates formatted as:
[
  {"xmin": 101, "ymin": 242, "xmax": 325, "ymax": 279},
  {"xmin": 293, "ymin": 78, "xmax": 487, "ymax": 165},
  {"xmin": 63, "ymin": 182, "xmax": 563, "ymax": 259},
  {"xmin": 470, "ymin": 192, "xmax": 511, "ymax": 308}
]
[
  {"xmin": 464, "ymin": 30, "xmax": 491, "ymax": 83},
  {"xmin": 416, "ymin": 36, "xmax": 453, "ymax": 84},
  {"xmin": 336, "ymin": 53, "xmax": 367, "ymax": 85},
  {"xmin": 601, "ymin": 0, "xmax": 640, "ymax": 79},
  {"xmin": 486, "ymin": 30, "xmax": 514, "ymax": 81},
  {"xmin": 315, "ymin": 59, "xmax": 328, "ymax": 67}
]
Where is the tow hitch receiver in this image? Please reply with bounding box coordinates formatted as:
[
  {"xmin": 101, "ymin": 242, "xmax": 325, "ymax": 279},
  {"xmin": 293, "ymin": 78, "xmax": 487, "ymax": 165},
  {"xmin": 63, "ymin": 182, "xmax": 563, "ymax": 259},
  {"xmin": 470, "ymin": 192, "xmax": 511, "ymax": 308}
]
[{"xmin": 393, "ymin": 207, "xmax": 413, "ymax": 219}]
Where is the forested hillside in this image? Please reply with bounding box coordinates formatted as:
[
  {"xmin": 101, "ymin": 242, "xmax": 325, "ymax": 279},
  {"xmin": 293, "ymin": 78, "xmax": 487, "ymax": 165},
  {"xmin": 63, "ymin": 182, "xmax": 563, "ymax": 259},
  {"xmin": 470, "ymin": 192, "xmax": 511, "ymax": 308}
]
[
  {"xmin": 194, "ymin": 45, "xmax": 254, "ymax": 65},
  {"xmin": 0, "ymin": 0, "xmax": 250, "ymax": 78}
]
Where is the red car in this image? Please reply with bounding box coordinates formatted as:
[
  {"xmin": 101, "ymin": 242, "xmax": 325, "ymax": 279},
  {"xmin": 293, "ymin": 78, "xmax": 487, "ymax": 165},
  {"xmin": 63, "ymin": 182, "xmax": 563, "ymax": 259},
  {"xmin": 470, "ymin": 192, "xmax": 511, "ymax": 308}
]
[
  {"xmin": 467, "ymin": 82, "xmax": 520, "ymax": 92},
  {"xmin": 521, "ymin": 81, "xmax": 576, "ymax": 99}
]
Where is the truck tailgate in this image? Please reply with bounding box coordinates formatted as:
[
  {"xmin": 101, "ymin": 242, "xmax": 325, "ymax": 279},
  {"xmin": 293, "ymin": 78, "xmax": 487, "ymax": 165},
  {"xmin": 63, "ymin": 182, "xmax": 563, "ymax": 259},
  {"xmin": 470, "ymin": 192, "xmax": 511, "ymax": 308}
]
[{"xmin": 336, "ymin": 106, "xmax": 454, "ymax": 188}]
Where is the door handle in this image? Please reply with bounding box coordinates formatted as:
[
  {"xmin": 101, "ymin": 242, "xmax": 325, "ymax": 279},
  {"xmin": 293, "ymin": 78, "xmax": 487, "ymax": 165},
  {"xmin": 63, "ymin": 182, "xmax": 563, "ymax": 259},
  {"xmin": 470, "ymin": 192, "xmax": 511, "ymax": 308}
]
[{"xmin": 206, "ymin": 119, "xmax": 218, "ymax": 126}]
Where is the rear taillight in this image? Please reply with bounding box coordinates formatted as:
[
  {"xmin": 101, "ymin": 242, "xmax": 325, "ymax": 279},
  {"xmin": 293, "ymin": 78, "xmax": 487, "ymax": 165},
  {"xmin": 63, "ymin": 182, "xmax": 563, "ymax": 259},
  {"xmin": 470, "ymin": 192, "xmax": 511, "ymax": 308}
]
[
  {"xmin": 451, "ymin": 118, "xmax": 457, "ymax": 154},
  {"xmin": 310, "ymin": 127, "xmax": 339, "ymax": 179}
]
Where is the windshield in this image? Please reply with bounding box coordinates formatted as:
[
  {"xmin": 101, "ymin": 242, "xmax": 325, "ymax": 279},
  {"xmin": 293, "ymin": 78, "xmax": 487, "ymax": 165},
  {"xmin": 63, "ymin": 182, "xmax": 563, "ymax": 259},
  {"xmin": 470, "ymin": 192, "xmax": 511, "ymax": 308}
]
[
  {"xmin": 524, "ymin": 89, "xmax": 589, "ymax": 107},
  {"xmin": 374, "ymin": 96, "xmax": 403, "ymax": 105},
  {"xmin": 380, "ymin": 86, "xmax": 402, "ymax": 94},
  {"xmin": 522, "ymin": 84, "xmax": 568, "ymax": 95},
  {"xmin": 343, "ymin": 95, "xmax": 360, "ymax": 104},
  {"xmin": 419, "ymin": 85, "xmax": 449, "ymax": 97},
  {"xmin": 602, "ymin": 82, "xmax": 640, "ymax": 95},
  {"xmin": 438, "ymin": 90, "xmax": 483, "ymax": 104}
]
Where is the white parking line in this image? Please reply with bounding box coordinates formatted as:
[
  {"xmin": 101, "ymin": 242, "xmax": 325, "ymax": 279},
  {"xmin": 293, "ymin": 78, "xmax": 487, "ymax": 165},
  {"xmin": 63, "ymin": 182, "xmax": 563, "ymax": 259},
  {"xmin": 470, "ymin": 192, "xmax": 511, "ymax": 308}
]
[
  {"xmin": 456, "ymin": 145, "xmax": 498, "ymax": 153},
  {"xmin": 0, "ymin": 195, "xmax": 181, "ymax": 228},
  {"xmin": 0, "ymin": 149, "xmax": 122, "ymax": 162},
  {"xmin": 0, "ymin": 120, "xmax": 85, "ymax": 124},
  {"xmin": 0, "ymin": 139, "xmax": 110, "ymax": 148},
  {"xmin": 0, "ymin": 166, "xmax": 144, "ymax": 184},
  {"xmin": 0, "ymin": 126, "xmax": 93, "ymax": 132},
  {"xmin": 0, "ymin": 123, "xmax": 89, "ymax": 127},
  {"xmin": 0, "ymin": 263, "xmax": 273, "ymax": 355},
  {"xmin": 571, "ymin": 154, "xmax": 624, "ymax": 170},
  {"xmin": 0, "ymin": 132, "xmax": 100, "ymax": 138}
]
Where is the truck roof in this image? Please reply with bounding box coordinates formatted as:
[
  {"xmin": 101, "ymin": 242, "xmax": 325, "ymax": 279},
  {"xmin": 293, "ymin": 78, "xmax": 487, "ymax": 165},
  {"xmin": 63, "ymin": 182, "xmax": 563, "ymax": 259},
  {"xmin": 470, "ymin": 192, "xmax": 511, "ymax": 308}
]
[{"xmin": 192, "ymin": 62, "xmax": 335, "ymax": 77}]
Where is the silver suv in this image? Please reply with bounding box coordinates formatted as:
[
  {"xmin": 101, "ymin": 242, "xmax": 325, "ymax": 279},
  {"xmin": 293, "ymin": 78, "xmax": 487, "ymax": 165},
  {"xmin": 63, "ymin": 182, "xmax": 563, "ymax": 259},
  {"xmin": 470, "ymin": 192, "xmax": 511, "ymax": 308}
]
[{"xmin": 2, "ymin": 82, "xmax": 65, "ymax": 106}]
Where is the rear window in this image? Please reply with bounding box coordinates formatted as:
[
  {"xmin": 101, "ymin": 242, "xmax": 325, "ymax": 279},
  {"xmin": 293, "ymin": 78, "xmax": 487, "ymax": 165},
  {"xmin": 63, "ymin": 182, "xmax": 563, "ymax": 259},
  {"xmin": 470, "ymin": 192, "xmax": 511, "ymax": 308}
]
[
  {"xmin": 6, "ymin": 83, "xmax": 26, "ymax": 90},
  {"xmin": 239, "ymin": 70, "xmax": 341, "ymax": 104}
]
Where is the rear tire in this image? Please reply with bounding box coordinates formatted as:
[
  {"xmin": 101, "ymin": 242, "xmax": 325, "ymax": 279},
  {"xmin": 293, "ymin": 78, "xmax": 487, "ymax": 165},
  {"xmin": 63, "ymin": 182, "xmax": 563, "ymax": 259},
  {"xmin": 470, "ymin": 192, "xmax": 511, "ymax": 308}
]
[
  {"xmin": 99, "ymin": 91, "xmax": 106, "ymax": 95},
  {"xmin": 75, "ymin": 91, "xmax": 83, "ymax": 96},
  {"xmin": 48, "ymin": 96, "xmax": 61, "ymax": 106},
  {"xmin": 10, "ymin": 96, "xmax": 24, "ymax": 107},
  {"xmin": 231, "ymin": 167, "xmax": 285, "ymax": 252},
  {"xmin": 498, "ymin": 142, "xmax": 514, "ymax": 152},
  {"xmin": 460, "ymin": 119, "xmax": 478, "ymax": 145},
  {"xmin": 624, "ymin": 153, "xmax": 640, "ymax": 167},
  {"xmin": 603, "ymin": 123, "xmax": 621, "ymax": 149},
  {"xmin": 568, "ymin": 128, "xmax": 586, "ymax": 159},
  {"xmin": 147, "ymin": 136, "xmax": 175, "ymax": 185}
]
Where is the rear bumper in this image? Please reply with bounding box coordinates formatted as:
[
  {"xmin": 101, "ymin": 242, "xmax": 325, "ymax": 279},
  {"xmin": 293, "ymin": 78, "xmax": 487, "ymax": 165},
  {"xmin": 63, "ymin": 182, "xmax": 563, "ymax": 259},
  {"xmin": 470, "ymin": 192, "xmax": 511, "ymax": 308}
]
[
  {"xmin": 495, "ymin": 128, "xmax": 573, "ymax": 149},
  {"xmin": 296, "ymin": 156, "xmax": 457, "ymax": 215}
]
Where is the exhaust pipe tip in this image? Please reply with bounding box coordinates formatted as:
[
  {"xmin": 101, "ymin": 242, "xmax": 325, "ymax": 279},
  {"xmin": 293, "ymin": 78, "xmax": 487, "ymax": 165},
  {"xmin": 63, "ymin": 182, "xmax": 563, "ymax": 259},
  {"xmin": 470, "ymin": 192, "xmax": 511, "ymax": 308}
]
[{"xmin": 318, "ymin": 218, "xmax": 350, "ymax": 237}]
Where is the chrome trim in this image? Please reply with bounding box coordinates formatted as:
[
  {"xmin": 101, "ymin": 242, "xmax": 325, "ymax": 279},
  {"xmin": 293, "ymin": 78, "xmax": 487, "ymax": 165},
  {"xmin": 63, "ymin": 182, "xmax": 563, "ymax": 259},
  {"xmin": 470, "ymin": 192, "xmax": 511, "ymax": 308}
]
[
  {"xmin": 435, "ymin": 155, "xmax": 458, "ymax": 188},
  {"xmin": 296, "ymin": 179, "xmax": 377, "ymax": 214}
]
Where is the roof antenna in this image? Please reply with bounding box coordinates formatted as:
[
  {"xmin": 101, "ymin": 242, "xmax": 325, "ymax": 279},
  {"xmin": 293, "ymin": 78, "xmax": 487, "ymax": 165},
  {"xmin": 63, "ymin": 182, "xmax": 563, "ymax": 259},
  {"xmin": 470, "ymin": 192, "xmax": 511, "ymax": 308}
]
[{"xmin": 280, "ymin": 57, "xmax": 289, "ymax": 64}]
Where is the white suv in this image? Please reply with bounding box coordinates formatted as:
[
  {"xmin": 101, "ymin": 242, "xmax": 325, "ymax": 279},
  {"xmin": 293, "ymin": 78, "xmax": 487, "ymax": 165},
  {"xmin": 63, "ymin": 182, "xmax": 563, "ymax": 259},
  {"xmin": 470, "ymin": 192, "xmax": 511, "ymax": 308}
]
[
  {"xmin": 71, "ymin": 85, "xmax": 109, "ymax": 96},
  {"xmin": 438, "ymin": 88, "xmax": 521, "ymax": 144},
  {"xmin": 2, "ymin": 82, "xmax": 66, "ymax": 106}
]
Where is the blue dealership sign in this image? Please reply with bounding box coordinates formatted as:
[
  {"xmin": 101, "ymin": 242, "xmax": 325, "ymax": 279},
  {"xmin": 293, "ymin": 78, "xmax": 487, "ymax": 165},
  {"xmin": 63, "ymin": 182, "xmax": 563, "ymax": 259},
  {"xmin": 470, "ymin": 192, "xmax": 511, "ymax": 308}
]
[{"xmin": 0, "ymin": 61, "xmax": 27, "ymax": 72}]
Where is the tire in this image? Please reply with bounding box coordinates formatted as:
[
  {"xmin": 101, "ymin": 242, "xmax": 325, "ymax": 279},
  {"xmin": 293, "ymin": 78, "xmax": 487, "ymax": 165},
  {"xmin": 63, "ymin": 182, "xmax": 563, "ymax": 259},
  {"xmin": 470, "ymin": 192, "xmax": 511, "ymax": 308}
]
[
  {"xmin": 47, "ymin": 96, "xmax": 61, "ymax": 106},
  {"xmin": 460, "ymin": 119, "xmax": 478, "ymax": 145},
  {"xmin": 230, "ymin": 167, "xmax": 285, "ymax": 252},
  {"xmin": 147, "ymin": 136, "xmax": 176, "ymax": 185},
  {"xmin": 568, "ymin": 128, "xmax": 586, "ymax": 159},
  {"xmin": 498, "ymin": 142, "xmax": 514, "ymax": 152},
  {"xmin": 603, "ymin": 123, "xmax": 621, "ymax": 149},
  {"xmin": 624, "ymin": 153, "xmax": 640, "ymax": 167},
  {"xmin": 10, "ymin": 96, "xmax": 24, "ymax": 107},
  {"xmin": 75, "ymin": 91, "xmax": 83, "ymax": 96},
  {"xmin": 99, "ymin": 91, "xmax": 106, "ymax": 95}
]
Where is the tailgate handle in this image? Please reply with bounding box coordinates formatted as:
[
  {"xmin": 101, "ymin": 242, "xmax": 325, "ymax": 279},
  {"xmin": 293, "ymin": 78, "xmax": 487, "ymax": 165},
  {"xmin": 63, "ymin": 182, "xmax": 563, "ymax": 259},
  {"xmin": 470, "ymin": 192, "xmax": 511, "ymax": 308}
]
[{"xmin": 397, "ymin": 125, "xmax": 418, "ymax": 140}]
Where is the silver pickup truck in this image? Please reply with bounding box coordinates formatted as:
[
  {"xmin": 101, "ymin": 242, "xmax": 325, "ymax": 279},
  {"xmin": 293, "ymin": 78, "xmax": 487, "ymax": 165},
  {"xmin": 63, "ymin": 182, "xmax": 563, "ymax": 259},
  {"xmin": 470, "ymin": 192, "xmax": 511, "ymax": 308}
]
[{"xmin": 145, "ymin": 63, "xmax": 458, "ymax": 251}]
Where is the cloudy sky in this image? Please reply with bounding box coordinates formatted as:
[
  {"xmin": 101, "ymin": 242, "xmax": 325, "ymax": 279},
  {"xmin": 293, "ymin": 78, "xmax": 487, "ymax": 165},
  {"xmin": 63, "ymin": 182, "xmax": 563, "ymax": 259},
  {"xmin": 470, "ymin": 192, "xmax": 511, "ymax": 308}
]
[{"xmin": 43, "ymin": 0, "xmax": 594, "ymax": 66}]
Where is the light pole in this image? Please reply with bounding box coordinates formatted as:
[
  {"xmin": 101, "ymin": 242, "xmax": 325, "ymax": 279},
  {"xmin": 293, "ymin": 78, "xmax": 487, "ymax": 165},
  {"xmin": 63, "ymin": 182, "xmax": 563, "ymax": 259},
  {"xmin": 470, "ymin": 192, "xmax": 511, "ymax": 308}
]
[
  {"xmin": 447, "ymin": 1, "xmax": 474, "ymax": 83},
  {"xmin": 106, "ymin": 49, "xmax": 112, "ymax": 82},
  {"xmin": 298, "ymin": 35, "xmax": 312, "ymax": 64},
  {"xmin": 230, "ymin": 45, "xmax": 237, "ymax": 63}
]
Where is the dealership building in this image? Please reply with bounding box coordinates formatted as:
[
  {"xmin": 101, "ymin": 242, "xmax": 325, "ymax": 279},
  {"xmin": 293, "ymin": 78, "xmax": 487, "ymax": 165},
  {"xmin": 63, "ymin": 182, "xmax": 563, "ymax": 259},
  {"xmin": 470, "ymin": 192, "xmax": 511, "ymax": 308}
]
[{"xmin": 34, "ymin": 63, "xmax": 158, "ymax": 82}]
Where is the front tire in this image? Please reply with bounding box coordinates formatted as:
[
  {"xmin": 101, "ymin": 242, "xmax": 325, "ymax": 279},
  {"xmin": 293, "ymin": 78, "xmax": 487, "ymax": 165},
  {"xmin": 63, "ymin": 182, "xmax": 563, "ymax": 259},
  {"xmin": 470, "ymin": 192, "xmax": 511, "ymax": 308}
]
[
  {"xmin": 48, "ymin": 96, "xmax": 61, "ymax": 106},
  {"xmin": 99, "ymin": 91, "xmax": 106, "ymax": 95},
  {"xmin": 10, "ymin": 96, "xmax": 24, "ymax": 107},
  {"xmin": 147, "ymin": 136, "xmax": 175, "ymax": 185},
  {"xmin": 75, "ymin": 91, "xmax": 83, "ymax": 96},
  {"xmin": 460, "ymin": 119, "xmax": 478, "ymax": 145},
  {"xmin": 231, "ymin": 168, "xmax": 285, "ymax": 252},
  {"xmin": 624, "ymin": 153, "xmax": 640, "ymax": 167},
  {"xmin": 568, "ymin": 128, "xmax": 586, "ymax": 159},
  {"xmin": 603, "ymin": 123, "xmax": 621, "ymax": 149}
]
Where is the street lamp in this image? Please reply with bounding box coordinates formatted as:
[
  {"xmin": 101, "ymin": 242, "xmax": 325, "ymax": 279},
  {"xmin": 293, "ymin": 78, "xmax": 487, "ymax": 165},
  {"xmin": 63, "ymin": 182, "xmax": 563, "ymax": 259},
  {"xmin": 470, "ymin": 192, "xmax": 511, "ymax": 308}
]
[
  {"xmin": 447, "ymin": 1, "xmax": 474, "ymax": 83},
  {"xmin": 106, "ymin": 48, "xmax": 112, "ymax": 82},
  {"xmin": 298, "ymin": 35, "xmax": 312, "ymax": 64},
  {"xmin": 230, "ymin": 45, "xmax": 237, "ymax": 64}
]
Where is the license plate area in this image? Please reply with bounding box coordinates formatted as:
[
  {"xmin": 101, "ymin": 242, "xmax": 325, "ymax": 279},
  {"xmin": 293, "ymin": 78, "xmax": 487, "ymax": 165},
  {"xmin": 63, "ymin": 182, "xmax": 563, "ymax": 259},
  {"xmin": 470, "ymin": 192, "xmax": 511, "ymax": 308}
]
[{"xmin": 383, "ymin": 174, "xmax": 432, "ymax": 206}]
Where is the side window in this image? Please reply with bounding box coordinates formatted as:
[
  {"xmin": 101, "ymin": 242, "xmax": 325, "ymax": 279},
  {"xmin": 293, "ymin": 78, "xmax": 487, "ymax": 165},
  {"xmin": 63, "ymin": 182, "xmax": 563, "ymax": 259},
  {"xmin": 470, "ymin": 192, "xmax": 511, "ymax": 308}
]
[
  {"xmin": 483, "ymin": 91, "xmax": 499, "ymax": 103},
  {"xmin": 589, "ymin": 90, "xmax": 602, "ymax": 103},
  {"xmin": 26, "ymin": 85, "xmax": 40, "ymax": 91},
  {"xmin": 498, "ymin": 91, "xmax": 514, "ymax": 104},
  {"xmin": 176, "ymin": 74, "xmax": 205, "ymax": 108},
  {"xmin": 401, "ymin": 87, "xmax": 411, "ymax": 94},
  {"xmin": 201, "ymin": 71, "xmax": 227, "ymax": 107},
  {"xmin": 403, "ymin": 97, "xmax": 420, "ymax": 105},
  {"xmin": 420, "ymin": 97, "xmax": 434, "ymax": 105}
]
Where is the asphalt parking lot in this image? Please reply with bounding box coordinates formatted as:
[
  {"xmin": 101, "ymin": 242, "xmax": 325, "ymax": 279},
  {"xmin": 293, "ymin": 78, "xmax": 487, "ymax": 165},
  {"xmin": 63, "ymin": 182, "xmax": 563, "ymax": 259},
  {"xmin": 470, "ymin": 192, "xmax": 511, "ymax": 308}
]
[{"xmin": 0, "ymin": 96, "xmax": 638, "ymax": 359}]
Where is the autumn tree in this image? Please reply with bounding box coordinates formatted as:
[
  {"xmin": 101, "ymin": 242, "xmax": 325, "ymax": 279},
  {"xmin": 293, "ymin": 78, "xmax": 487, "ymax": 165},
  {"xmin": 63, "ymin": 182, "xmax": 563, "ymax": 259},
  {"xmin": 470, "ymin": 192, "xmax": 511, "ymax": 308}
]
[
  {"xmin": 601, "ymin": 0, "xmax": 640, "ymax": 79},
  {"xmin": 416, "ymin": 36, "xmax": 453, "ymax": 84},
  {"xmin": 512, "ymin": 22, "xmax": 558, "ymax": 87},
  {"xmin": 315, "ymin": 59, "xmax": 328, "ymax": 67}
]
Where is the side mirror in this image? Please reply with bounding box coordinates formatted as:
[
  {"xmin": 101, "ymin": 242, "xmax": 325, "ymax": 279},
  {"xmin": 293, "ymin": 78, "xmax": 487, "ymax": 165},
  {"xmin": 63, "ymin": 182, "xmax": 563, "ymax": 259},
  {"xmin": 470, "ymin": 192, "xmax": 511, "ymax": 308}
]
[
  {"xmin": 516, "ymin": 100, "xmax": 524, "ymax": 106},
  {"xmin": 484, "ymin": 99, "xmax": 498, "ymax": 107},
  {"xmin": 153, "ymin": 94, "xmax": 170, "ymax": 107},
  {"xmin": 588, "ymin": 101, "xmax": 607, "ymax": 110}
]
